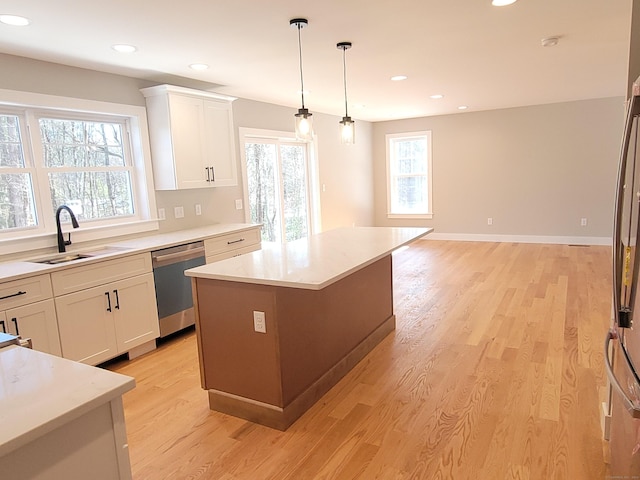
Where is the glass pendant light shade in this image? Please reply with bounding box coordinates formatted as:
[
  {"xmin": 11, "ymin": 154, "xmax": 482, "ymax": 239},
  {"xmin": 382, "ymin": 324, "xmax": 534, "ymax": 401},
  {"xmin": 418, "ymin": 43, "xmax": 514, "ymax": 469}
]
[
  {"xmin": 340, "ymin": 116, "xmax": 355, "ymax": 145},
  {"xmin": 337, "ymin": 42, "xmax": 354, "ymax": 145},
  {"xmin": 295, "ymin": 108, "xmax": 313, "ymax": 141},
  {"xmin": 291, "ymin": 18, "xmax": 314, "ymax": 141}
]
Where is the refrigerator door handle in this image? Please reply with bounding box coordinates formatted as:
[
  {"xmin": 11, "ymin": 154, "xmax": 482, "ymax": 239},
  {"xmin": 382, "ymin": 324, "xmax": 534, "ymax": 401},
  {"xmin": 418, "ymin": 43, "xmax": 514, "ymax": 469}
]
[{"xmin": 605, "ymin": 329, "xmax": 640, "ymax": 418}]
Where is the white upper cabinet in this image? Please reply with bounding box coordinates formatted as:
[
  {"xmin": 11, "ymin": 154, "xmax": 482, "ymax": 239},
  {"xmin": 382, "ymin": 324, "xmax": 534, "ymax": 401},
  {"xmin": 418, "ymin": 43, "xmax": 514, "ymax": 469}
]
[{"xmin": 141, "ymin": 84, "xmax": 238, "ymax": 190}]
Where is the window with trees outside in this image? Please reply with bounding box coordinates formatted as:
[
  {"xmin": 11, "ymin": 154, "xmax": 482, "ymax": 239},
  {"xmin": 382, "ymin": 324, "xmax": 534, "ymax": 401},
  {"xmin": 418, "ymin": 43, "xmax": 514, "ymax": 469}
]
[
  {"xmin": 386, "ymin": 131, "xmax": 433, "ymax": 219},
  {"xmin": 240, "ymin": 129, "xmax": 314, "ymax": 243},
  {"xmin": 0, "ymin": 95, "xmax": 154, "ymax": 253}
]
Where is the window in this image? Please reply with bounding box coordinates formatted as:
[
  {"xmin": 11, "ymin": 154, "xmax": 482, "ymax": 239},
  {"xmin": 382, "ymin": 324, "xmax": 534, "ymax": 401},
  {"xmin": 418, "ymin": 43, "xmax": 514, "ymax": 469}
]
[
  {"xmin": 0, "ymin": 113, "xmax": 37, "ymax": 230},
  {"xmin": 0, "ymin": 89, "xmax": 157, "ymax": 254},
  {"xmin": 239, "ymin": 128, "xmax": 319, "ymax": 243},
  {"xmin": 37, "ymin": 115, "xmax": 135, "ymax": 222},
  {"xmin": 386, "ymin": 131, "xmax": 433, "ymax": 219}
]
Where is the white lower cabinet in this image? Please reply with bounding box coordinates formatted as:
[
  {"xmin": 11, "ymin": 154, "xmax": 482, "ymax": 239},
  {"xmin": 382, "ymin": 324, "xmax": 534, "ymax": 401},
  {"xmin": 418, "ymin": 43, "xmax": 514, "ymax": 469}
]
[
  {"xmin": 55, "ymin": 273, "xmax": 159, "ymax": 365},
  {"xmin": 0, "ymin": 299, "xmax": 61, "ymax": 356}
]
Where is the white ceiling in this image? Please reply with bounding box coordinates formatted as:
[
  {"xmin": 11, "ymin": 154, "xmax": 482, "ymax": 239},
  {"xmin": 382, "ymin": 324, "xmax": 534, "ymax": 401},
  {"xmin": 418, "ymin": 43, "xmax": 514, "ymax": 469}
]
[{"xmin": 0, "ymin": 0, "xmax": 632, "ymax": 122}]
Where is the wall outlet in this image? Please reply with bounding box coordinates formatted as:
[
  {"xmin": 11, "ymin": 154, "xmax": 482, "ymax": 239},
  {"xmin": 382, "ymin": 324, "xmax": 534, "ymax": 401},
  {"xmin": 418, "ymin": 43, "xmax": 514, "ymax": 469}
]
[
  {"xmin": 158, "ymin": 208, "xmax": 165, "ymax": 220},
  {"xmin": 195, "ymin": 204, "xmax": 202, "ymax": 216},
  {"xmin": 487, "ymin": 217, "xmax": 493, "ymax": 226},
  {"xmin": 581, "ymin": 217, "xmax": 588, "ymax": 226},
  {"xmin": 253, "ymin": 311, "xmax": 266, "ymax": 333},
  {"xmin": 235, "ymin": 199, "xmax": 243, "ymax": 210},
  {"xmin": 174, "ymin": 206, "xmax": 184, "ymax": 219}
]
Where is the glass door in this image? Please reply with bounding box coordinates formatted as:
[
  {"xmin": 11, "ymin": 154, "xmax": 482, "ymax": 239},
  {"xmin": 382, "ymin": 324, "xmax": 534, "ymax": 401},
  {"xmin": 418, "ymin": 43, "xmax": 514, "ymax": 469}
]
[{"xmin": 244, "ymin": 139, "xmax": 310, "ymax": 243}]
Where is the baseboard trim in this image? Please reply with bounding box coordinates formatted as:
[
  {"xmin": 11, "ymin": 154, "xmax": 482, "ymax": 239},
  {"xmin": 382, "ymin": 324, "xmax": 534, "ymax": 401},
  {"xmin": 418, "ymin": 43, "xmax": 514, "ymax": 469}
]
[
  {"xmin": 421, "ymin": 232, "xmax": 611, "ymax": 246},
  {"xmin": 208, "ymin": 314, "xmax": 396, "ymax": 431}
]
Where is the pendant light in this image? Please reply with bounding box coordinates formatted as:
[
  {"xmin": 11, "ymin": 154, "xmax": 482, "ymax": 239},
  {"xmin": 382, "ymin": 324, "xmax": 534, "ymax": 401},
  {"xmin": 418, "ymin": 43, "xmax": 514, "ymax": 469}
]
[
  {"xmin": 290, "ymin": 18, "xmax": 313, "ymax": 141},
  {"xmin": 337, "ymin": 41, "xmax": 355, "ymax": 145}
]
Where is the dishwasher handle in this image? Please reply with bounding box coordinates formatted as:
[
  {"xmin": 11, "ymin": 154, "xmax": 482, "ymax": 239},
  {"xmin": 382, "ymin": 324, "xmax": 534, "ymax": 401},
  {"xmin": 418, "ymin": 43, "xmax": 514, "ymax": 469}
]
[{"xmin": 152, "ymin": 242, "xmax": 205, "ymax": 266}]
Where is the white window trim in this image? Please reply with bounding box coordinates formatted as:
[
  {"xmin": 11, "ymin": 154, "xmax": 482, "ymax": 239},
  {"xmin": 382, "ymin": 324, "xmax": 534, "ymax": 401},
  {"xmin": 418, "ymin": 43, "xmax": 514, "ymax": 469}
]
[
  {"xmin": 0, "ymin": 88, "xmax": 158, "ymax": 256},
  {"xmin": 385, "ymin": 130, "xmax": 433, "ymax": 220},
  {"xmin": 238, "ymin": 127, "xmax": 321, "ymax": 237}
]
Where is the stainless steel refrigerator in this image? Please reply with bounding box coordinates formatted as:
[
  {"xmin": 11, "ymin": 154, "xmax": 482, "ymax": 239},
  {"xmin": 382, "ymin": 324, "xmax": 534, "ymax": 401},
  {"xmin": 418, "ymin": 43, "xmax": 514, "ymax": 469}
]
[{"xmin": 607, "ymin": 77, "xmax": 640, "ymax": 476}]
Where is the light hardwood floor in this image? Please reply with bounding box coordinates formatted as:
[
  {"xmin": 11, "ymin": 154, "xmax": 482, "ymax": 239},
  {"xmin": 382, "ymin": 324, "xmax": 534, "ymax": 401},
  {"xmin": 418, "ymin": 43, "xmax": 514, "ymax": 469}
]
[{"xmin": 109, "ymin": 240, "xmax": 612, "ymax": 479}]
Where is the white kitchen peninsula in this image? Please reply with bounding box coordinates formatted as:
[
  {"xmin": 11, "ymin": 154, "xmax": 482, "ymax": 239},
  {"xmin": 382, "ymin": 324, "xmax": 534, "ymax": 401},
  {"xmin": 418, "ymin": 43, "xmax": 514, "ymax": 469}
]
[
  {"xmin": 0, "ymin": 344, "xmax": 135, "ymax": 479},
  {"xmin": 186, "ymin": 226, "xmax": 431, "ymax": 430}
]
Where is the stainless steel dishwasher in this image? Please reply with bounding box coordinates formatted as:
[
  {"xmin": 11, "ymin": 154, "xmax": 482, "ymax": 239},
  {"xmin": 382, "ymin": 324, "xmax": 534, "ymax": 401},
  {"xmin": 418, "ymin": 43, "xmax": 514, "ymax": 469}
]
[{"xmin": 151, "ymin": 241, "xmax": 206, "ymax": 337}]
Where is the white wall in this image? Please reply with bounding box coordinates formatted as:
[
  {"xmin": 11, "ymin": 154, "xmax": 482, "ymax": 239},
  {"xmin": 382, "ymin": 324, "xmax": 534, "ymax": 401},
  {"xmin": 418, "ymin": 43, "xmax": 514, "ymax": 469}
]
[{"xmin": 373, "ymin": 97, "xmax": 625, "ymax": 243}]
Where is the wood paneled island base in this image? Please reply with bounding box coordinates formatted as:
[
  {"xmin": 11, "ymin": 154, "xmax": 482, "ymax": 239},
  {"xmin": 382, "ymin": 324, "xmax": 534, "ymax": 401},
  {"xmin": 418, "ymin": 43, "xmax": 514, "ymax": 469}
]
[
  {"xmin": 186, "ymin": 227, "xmax": 431, "ymax": 430},
  {"xmin": 193, "ymin": 255, "xmax": 395, "ymax": 430}
]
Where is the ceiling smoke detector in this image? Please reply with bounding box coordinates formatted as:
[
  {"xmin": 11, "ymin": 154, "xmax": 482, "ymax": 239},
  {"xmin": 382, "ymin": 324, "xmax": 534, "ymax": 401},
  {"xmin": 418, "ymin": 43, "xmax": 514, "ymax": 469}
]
[{"xmin": 541, "ymin": 36, "xmax": 560, "ymax": 47}]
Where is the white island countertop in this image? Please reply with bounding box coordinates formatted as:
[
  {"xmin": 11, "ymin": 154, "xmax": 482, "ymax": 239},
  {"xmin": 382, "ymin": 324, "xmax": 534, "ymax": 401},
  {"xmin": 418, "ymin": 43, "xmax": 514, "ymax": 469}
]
[
  {"xmin": 185, "ymin": 226, "xmax": 431, "ymax": 290},
  {"xmin": 0, "ymin": 345, "xmax": 135, "ymax": 457}
]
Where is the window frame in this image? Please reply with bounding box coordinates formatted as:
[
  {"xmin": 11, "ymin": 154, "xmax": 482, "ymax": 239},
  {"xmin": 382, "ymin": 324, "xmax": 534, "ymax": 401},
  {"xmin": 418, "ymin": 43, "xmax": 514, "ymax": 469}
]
[
  {"xmin": 385, "ymin": 130, "xmax": 433, "ymax": 219},
  {"xmin": 0, "ymin": 108, "xmax": 42, "ymax": 233},
  {"xmin": 0, "ymin": 89, "xmax": 158, "ymax": 255}
]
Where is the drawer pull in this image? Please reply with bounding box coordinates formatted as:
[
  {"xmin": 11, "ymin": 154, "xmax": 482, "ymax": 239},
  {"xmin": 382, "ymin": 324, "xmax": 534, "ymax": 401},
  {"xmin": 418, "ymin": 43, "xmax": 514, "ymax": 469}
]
[
  {"xmin": 0, "ymin": 320, "xmax": 5, "ymax": 333},
  {"xmin": 0, "ymin": 291, "xmax": 27, "ymax": 301},
  {"xmin": 227, "ymin": 238, "xmax": 245, "ymax": 245}
]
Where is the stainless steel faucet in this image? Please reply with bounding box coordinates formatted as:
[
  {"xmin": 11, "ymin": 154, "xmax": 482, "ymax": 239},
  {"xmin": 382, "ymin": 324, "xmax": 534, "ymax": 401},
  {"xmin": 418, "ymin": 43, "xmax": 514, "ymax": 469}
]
[{"xmin": 55, "ymin": 205, "xmax": 80, "ymax": 253}]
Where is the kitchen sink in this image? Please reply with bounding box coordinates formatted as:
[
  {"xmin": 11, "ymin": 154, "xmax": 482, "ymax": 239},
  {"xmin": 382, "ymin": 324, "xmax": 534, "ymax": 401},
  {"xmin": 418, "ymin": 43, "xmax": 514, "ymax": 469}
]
[
  {"xmin": 32, "ymin": 253, "xmax": 93, "ymax": 265},
  {"xmin": 27, "ymin": 246, "xmax": 131, "ymax": 265}
]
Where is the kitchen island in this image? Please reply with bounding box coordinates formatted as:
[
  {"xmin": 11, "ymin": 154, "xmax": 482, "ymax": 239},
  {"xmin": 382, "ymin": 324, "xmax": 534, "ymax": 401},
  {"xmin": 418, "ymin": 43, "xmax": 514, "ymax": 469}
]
[{"xmin": 185, "ymin": 226, "xmax": 431, "ymax": 430}]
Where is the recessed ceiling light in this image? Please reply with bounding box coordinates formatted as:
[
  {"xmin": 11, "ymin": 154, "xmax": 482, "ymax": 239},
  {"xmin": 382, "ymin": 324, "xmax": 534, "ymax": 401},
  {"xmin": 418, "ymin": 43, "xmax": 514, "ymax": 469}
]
[
  {"xmin": 189, "ymin": 63, "xmax": 209, "ymax": 70},
  {"xmin": 458, "ymin": 105, "xmax": 468, "ymax": 110},
  {"xmin": 111, "ymin": 44, "xmax": 137, "ymax": 53},
  {"xmin": 492, "ymin": 0, "xmax": 517, "ymax": 5},
  {"xmin": 391, "ymin": 75, "xmax": 407, "ymax": 81},
  {"xmin": 430, "ymin": 94, "xmax": 444, "ymax": 99},
  {"xmin": 0, "ymin": 14, "xmax": 30, "ymax": 26}
]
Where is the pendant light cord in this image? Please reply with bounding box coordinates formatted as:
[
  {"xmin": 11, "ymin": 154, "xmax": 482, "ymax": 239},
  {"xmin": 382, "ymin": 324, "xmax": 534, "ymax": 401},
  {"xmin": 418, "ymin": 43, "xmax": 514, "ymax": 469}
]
[
  {"xmin": 342, "ymin": 47, "xmax": 349, "ymax": 118},
  {"xmin": 297, "ymin": 24, "xmax": 306, "ymax": 110}
]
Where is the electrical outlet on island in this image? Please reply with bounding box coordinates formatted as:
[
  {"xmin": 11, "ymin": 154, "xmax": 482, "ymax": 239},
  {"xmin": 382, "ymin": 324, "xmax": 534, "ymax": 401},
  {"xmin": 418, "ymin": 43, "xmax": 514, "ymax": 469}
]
[{"xmin": 253, "ymin": 311, "xmax": 266, "ymax": 333}]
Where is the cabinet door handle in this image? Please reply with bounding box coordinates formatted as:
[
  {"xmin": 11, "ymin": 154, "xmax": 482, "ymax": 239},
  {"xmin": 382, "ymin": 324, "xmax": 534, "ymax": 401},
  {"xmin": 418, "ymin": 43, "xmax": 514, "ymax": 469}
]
[
  {"xmin": 11, "ymin": 317, "xmax": 19, "ymax": 336},
  {"xmin": 0, "ymin": 291, "xmax": 26, "ymax": 301},
  {"xmin": 206, "ymin": 167, "xmax": 211, "ymax": 182},
  {"xmin": 105, "ymin": 291, "xmax": 112, "ymax": 312},
  {"xmin": 210, "ymin": 166, "xmax": 215, "ymax": 182},
  {"xmin": 0, "ymin": 320, "xmax": 5, "ymax": 333},
  {"xmin": 113, "ymin": 289, "xmax": 120, "ymax": 310}
]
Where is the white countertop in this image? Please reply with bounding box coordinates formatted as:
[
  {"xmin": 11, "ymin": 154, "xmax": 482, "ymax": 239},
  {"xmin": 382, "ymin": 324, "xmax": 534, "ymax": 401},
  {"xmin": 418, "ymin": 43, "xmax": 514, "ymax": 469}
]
[
  {"xmin": 185, "ymin": 226, "xmax": 431, "ymax": 290},
  {"xmin": 109, "ymin": 223, "xmax": 257, "ymax": 251},
  {"xmin": 0, "ymin": 345, "xmax": 135, "ymax": 457},
  {"xmin": 0, "ymin": 223, "xmax": 259, "ymax": 283}
]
